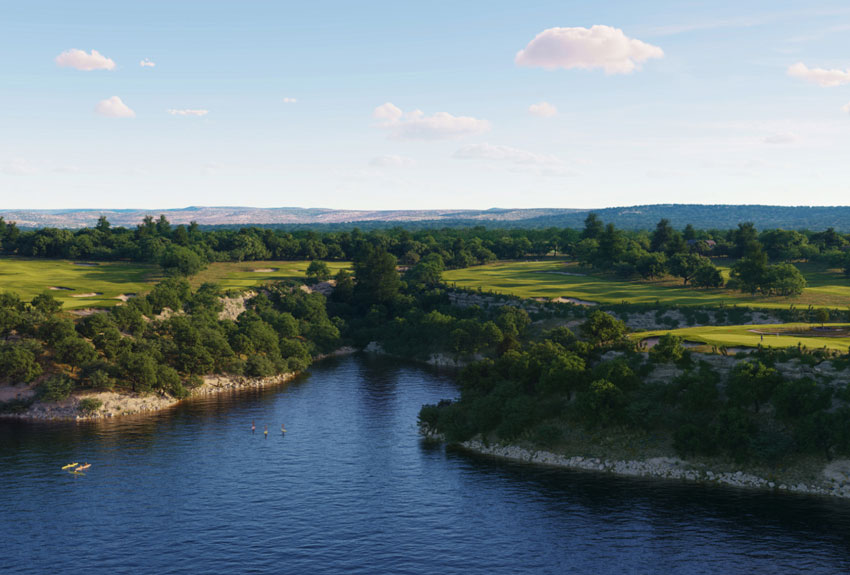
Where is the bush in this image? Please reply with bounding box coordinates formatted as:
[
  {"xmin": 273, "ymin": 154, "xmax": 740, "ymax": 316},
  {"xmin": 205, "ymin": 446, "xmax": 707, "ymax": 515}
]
[
  {"xmin": 38, "ymin": 374, "xmax": 74, "ymax": 402},
  {"xmin": 78, "ymin": 397, "xmax": 102, "ymax": 414}
]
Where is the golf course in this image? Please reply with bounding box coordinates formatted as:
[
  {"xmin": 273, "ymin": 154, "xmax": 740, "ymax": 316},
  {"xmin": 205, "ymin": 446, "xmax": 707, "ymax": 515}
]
[
  {"xmin": 634, "ymin": 323, "xmax": 850, "ymax": 353},
  {"xmin": 443, "ymin": 259, "xmax": 850, "ymax": 309},
  {"xmin": 0, "ymin": 258, "xmax": 349, "ymax": 310}
]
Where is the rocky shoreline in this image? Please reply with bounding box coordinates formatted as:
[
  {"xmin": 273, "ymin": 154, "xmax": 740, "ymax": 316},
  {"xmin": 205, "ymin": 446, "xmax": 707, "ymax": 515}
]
[
  {"xmin": 449, "ymin": 438, "xmax": 850, "ymax": 500},
  {"xmin": 0, "ymin": 347, "xmax": 357, "ymax": 422}
]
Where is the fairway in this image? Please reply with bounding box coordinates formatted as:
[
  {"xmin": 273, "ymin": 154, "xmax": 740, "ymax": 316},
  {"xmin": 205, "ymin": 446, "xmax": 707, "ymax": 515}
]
[
  {"xmin": 190, "ymin": 260, "xmax": 349, "ymax": 291},
  {"xmin": 633, "ymin": 323, "xmax": 850, "ymax": 353},
  {"xmin": 443, "ymin": 260, "xmax": 850, "ymax": 309},
  {"xmin": 0, "ymin": 257, "xmax": 158, "ymax": 309},
  {"xmin": 0, "ymin": 258, "xmax": 349, "ymax": 310}
]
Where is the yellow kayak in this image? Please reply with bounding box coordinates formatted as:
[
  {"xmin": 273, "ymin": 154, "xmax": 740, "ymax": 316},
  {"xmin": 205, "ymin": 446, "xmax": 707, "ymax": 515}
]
[
  {"xmin": 75, "ymin": 464, "xmax": 91, "ymax": 472},
  {"xmin": 62, "ymin": 462, "xmax": 79, "ymax": 470}
]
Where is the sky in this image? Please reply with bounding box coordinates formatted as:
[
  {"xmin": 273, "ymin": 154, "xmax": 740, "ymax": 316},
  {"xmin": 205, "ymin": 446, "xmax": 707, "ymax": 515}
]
[{"xmin": 1, "ymin": 0, "xmax": 850, "ymax": 210}]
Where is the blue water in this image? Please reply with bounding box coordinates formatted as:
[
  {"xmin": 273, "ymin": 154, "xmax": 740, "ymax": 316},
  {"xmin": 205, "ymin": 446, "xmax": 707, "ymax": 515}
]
[{"xmin": 2, "ymin": 354, "xmax": 850, "ymax": 574}]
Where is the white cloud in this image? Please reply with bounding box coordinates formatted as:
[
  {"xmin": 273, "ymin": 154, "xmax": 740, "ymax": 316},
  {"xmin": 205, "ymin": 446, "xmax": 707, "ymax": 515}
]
[
  {"xmin": 95, "ymin": 96, "xmax": 135, "ymax": 118},
  {"xmin": 842, "ymin": 103, "xmax": 850, "ymax": 114},
  {"xmin": 140, "ymin": 58, "xmax": 156, "ymax": 67},
  {"xmin": 453, "ymin": 143, "xmax": 575, "ymax": 177},
  {"xmin": 369, "ymin": 155, "xmax": 415, "ymax": 168},
  {"xmin": 763, "ymin": 133, "xmax": 796, "ymax": 144},
  {"xmin": 282, "ymin": 97, "xmax": 297, "ymax": 103},
  {"xmin": 373, "ymin": 103, "xmax": 489, "ymax": 140},
  {"xmin": 453, "ymin": 143, "xmax": 559, "ymax": 165},
  {"xmin": 56, "ymin": 49, "xmax": 116, "ymax": 71},
  {"xmin": 529, "ymin": 101, "xmax": 557, "ymax": 117},
  {"xmin": 1, "ymin": 158, "xmax": 36, "ymax": 176},
  {"xmin": 787, "ymin": 62, "xmax": 850, "ymax": 87},
  {"xmin": 167, "ymin": 109, "xmax": 209, "ymax": 117},
  {"xmin": 515, "ymin": 25, "xmax": 663, "ymax": 74},
  {"xmin": 373, "ymin": 102, "xmax": 403, "ymax": 122}
]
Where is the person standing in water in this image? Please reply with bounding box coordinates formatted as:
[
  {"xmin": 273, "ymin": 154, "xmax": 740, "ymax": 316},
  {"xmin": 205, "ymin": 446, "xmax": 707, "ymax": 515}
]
[
  {"xmin": 252, "ymin": 420, "xmax": 256, "ymax": 433},
  {"xmin": 264, "ymin": 425, "xmax": 268, "ymax": 437},
  {"xmin": 281, "ymin": 424, "xmax": 286, "ymax": 434}
]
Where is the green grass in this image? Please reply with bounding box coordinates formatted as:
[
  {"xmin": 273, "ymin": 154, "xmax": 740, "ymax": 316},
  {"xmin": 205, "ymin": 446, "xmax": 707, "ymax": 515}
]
[
  {"xmin": 0, "ymin": 257, "xmax": 350, "ymax": 310},
  {"xmin": 443, "ymin": 259, "xmax": 850, "ymax": 309},
  {"xmin": 633, "ymin": 323, "xmax": 850, "ymax": 352},
  {"xmin": 190, "ymin": 261, "xmax": 349, "ymax": 291},
  {"xmin": 0, "ymin": 257, "xmax": 159, "ymax": 309}
]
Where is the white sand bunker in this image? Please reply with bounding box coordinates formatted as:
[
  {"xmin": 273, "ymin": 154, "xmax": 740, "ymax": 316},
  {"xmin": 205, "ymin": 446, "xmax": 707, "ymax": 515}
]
[
  {"xmin": 252, "ymin": 268, "xmax": 279, "ymax": 273},
  {"xmin": 73, "ymin": 262, "xmax": 99, "ymax": 267},
  {"xmin": 552, "ymin": 297, "xmax": 598, "ymax": 306},
  {"xmin": 49, "ymin": 286, "xmax": 74, "ymax": 291},
  {"xmin": 114, "ymin": 293, "xmax": 138, "ymax": 302},
  {"xmin": 71, "ymin": 292, "xmax": 103, "ymax": 298}
]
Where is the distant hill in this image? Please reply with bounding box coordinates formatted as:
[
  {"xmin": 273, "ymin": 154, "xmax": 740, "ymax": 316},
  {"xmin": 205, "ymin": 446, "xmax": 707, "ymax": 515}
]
[{"xmin": 1, "ymin": 204, "xmax": 849, "ymax": 231}]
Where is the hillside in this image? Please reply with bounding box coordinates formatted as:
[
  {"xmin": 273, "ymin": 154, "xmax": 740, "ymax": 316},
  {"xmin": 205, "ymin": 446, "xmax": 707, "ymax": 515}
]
[{"xmin": 2, "ymin": 204, "xmax": 849, "ymax": 231}]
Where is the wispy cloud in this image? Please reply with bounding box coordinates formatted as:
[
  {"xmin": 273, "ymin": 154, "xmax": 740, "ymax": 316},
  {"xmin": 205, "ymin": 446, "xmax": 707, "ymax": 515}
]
[
  {"xmin": 0, "ymin": 158, "xmax": 36, "ymax": 176},
  {"xmin": 56, "ymin": 49, "xmax": 116, "ymax": 71},
  {"xmin": 529, "ymin": 102, "xmax": 557, "ymax": 118},
  {"xmin": 453, "ymin": 143, "xmax": 575, "ymax": 177},
  {"xmin": 369, "ymin": 155, "xmax": 415, "ymax": 168},
  {"xmin": 167, "ymin": 109, "xmax": 209, "ymax": 117},
  {"xmin": 515, "ymin": 25, "xmax": 663, "ymax": 74},
  {"xmin": 787, "ymin": 62, "xmax": 850, "ymax": 87},
  {"xmin": 140, "ymin": 58, "xmax": 156, "ymax": 67},
  {"xmin": 282, "ymin": 97, "xmax": 297, "ymax": 103},
  {"xmin": 373, "ymin": 103, "xmax": 489, "ymax": 140},
  {"xmin": 763, "ymin": 133, "xmax": 796, "ymax": 144},
  {"xmin": 95, "ymin": 96, "xmax": 135, "ymax": 118},
  {"xmin": 843, "ymin": 103, "xmax": 850, "ymax": 115}
]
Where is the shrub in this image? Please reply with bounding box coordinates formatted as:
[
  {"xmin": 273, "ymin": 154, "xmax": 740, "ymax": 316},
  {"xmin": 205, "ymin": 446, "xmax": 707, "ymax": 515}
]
[
  {"xmin": 38, "ymin": 374, "xmax": 74, "ymax": 402},
  {"xmin": 78, "ymin": 397, "xmax": 102, "ymax": 414}
]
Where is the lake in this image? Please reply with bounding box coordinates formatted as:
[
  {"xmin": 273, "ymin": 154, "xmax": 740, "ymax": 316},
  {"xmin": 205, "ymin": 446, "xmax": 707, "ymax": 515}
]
[{"xmin": 2, "ymin": 354, "xmax": 850, "ymax": 574}]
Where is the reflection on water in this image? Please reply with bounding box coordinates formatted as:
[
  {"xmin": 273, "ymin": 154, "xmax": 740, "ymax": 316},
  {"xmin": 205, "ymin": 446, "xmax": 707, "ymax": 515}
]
[{"xmin": 2, "ymin": 354, "xmax": 850, "ymax": 574}]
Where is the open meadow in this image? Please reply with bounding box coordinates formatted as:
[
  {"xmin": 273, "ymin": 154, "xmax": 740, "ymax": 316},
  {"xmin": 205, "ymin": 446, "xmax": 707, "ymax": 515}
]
[
  {"xmin": 633, "ymin": 323, "xmax": 850, "ymax": 353},
  {"xmin": 443, "ymin": 259, "xmax": 850, "ymax": 309},
  {"xmin": 0, "ymin": 258, "xmax": 349, "ymax": 310}
]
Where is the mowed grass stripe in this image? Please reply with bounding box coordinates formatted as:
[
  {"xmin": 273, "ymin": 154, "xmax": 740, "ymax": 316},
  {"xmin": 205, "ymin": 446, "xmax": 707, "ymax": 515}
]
[
  {"xmin": 443, "ymin": 260, "xmax": 850, "ymax": 309},
  {"xmin": 632, "ymin": 323, "xmax": 850, "ymax": 352}
]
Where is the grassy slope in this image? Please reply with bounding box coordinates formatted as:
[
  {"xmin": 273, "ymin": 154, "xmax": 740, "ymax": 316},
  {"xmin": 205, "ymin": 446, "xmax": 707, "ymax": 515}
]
[
  {"xmin": 633, "ymin": 323, "xmax": 850, "ymax": 352},
  {"xmin": 443, "ymin": 259, "xmax": 850, "ymax": 309},
  {"xmin": 0, "ymin": 258, "xmax": 350, "ymax": 309}
]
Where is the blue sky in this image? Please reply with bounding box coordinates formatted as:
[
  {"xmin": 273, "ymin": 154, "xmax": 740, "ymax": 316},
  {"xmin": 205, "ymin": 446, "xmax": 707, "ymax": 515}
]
[{"xmin": 1, "ymin": 0, "xmax": 849, "ymax": 210}]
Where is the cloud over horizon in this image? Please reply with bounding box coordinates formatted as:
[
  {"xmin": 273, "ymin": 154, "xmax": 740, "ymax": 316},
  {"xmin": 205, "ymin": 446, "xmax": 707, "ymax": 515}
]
[
  {"xmin": 787, "ymin": 62, "xmax": 850, "ymax": 87},
  {"xmin": 373, "ymin": 103, "xmax": 489, "ymax": 140},
  {"xmin": 515, "ymin": 25, "xmax": 663, "ymax": 74},
  {"xmin": 56, "ymin": 49, "xmax": 116, "ymax": 71},
  {"xmin": 140, "ymin": 58, "xmax": 156, "ymax": 67},
  {"xmin": 95, "ymin": 96, "xmax": 135, "ymax": 118}
]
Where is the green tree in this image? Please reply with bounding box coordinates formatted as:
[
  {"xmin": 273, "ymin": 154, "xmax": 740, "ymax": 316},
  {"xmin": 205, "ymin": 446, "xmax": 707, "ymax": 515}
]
[
  {"xmin": 649, "ymin": 333, "xmax": 685, "ymax": 363},
  {"xmin": 306, "ymin": 260, "xmax": 331, "ymax": 284},
  {"xmin": 580, "ymin": 310, "xmax": 627, "ymax": 346},
  {"xmin": 353, "ymin": 245, "xmax": 401, "ymax": 307}
]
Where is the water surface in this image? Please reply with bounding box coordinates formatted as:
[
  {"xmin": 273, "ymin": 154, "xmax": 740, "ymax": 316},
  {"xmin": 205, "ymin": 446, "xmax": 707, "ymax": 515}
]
[{"xmin": 2, "ymin": 355, "xmax": 850, "ymax": 574}]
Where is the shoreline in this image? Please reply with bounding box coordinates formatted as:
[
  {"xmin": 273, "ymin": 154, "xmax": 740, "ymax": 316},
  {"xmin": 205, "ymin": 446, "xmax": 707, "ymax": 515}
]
[
  {"xmin": 0, "ymin": 346, "xmax": 358, "ymax": 422},
  {"xmin": 450, "ymin": 437, "xmax": 850, "ymax": 500}
]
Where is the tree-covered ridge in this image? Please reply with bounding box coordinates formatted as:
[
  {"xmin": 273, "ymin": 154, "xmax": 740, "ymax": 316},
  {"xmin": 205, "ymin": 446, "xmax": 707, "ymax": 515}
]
[
  {"xmin": 419, "ymin": 312, "xmax": 850, "ymax": 466},
  {"xmin": 0, "ymin": 277, "xmax": 340, "ymax": 406},
  {"xmin": 2, "ymin": 213, "xmax": 849, "ymax": 295}
]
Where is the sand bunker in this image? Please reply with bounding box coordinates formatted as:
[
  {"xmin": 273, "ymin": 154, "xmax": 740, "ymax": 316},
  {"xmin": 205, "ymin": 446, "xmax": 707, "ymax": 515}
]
[
  {"xmin": 252, "ymin": 268, "xmax": 279, "ymax": 273},
  {"xmin": 73, "ymin": 262, "xmax": 99, "ymax": 267},
  {"xmin": 114, "ymin": 293, "xmax": 138, "ymax": 302},
  {"xmin": 49, "ymin": 286, "xmax": 74, "ymax": 291},
  {"xmin": 552, "ymin": 297, "xmax": 598, "ymax": 306},
  {"xmin": 71, "ymin": 292, "xmax": 103, "ymax": 298}
]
